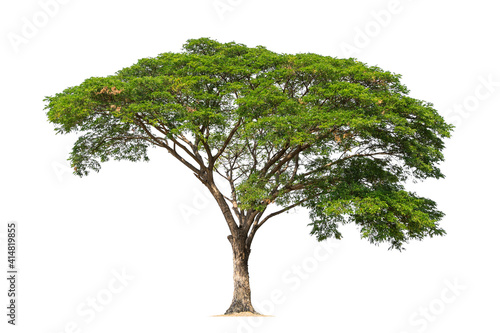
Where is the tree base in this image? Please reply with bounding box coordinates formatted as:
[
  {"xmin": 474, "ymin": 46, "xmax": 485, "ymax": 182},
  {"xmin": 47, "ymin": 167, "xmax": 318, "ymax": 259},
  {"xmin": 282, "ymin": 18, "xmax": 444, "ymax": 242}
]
[
  {"xmin": 212, "ymin": 311, "xmax": 273, "ymax": 317},
  {"xmin": 224, "ymin": 301, "xmax": 260, "ymax": 315}
]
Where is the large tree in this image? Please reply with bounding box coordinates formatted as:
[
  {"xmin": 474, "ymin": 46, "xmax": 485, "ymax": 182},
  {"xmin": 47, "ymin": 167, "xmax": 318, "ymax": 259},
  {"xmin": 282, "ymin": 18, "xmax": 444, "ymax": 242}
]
[{"xmin": 45, "ymin": 38, "xmax": 452, "ymax": 315}]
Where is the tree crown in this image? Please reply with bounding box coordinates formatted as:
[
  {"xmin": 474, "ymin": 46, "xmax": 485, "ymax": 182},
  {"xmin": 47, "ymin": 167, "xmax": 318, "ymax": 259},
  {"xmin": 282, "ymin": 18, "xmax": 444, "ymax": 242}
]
[{"xmin": 45, "ymin": 37, "xmax": 453, "ymax": 250}]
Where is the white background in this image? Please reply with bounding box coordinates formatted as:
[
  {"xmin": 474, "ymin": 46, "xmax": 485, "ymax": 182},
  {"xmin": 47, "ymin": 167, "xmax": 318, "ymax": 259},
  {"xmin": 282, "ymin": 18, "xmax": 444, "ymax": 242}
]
[{"xmin": 1, "ymin": 0, "xmax": 499, "ymax": 332}]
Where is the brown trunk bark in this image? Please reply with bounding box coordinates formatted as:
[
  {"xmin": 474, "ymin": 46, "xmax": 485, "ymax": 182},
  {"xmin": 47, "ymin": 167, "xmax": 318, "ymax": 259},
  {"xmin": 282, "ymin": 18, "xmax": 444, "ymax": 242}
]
[{"xmin": 225, "ymin": 234, "xmax": 259, "ymax": 315}]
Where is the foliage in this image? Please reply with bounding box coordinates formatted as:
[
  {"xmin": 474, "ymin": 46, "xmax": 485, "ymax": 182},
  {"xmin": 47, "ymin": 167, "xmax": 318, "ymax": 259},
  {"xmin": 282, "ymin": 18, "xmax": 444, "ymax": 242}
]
[{"xmin": 45, "ymin": 38, "xmax": 452, "ymax": 250}]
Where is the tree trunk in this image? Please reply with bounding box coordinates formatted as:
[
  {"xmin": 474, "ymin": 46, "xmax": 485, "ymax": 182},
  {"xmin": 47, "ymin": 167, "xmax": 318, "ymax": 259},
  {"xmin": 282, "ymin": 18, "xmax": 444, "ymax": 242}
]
[{"xmin": 225, "ymin": 235, "xmax": 258, "ymax": 315}]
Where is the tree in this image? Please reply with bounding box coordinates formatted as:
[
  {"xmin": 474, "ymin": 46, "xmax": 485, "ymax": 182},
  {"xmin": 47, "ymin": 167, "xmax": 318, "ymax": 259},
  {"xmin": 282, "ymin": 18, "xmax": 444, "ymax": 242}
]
[{"xmin": 45, "ymin": 38, "xmax": 452, "ymax": 315}]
